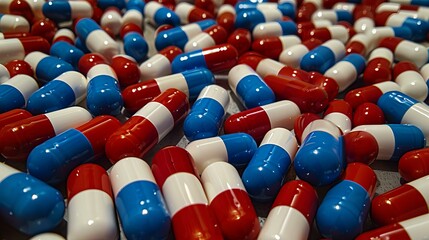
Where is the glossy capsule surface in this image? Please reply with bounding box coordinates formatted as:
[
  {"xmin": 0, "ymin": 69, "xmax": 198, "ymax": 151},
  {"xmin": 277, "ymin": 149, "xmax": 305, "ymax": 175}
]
[
  {"xmin": 24, "ymin": 51, "xmax": 74, "ymax": 84},
  {"xmin": 0, "ymin": 74, "xmax": 38, "ymax": 113},
  {"xmin": 139, "ymin": 46, "xmax": 182, "ymax": 81},
  {"xmin": 300, "ymin": 39, "xmax": 346, "ymax": 73}
]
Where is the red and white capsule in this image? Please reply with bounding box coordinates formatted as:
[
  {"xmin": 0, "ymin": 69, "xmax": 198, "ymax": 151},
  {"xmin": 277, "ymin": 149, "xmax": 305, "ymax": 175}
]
[
  {"xmin": 345, "ymin": 34, "xmax": 371, "ymax": 56},
  {"xmin": 296, "ymin": 0, "xmax": 323, "ymax": 22},
  {"xmin": 258, "ymin": 180, "xmax": 318, "ymax": 240},
  {"xmin": 0, "ymin": 14, "xmax": 29, "ymax": 33},
  {"xmin": 184, "ymin": 24, "xmax": 228, "ymax": 52},
  {"xmin": 278, "ymin": 38, "xmax": 322, "ymax": 69},
  {"xmin": 100, "ymin": 7, "xmax": 123, "ymax": 36},
  {"xmin": 323, "ymin": 99, "xmax": 352, "ymax": 134},
  {"xmin": 227, "ymin": 28, "xmax": 251, "ymax": 56},
  {"xmin": 393, "ymin": 61, "xmax": 428, "ymax": 101},
  {"xmin": 344, "ymin": 81, "xmax": 400, "ymax": 109},
  {"xmin": 151, "ymin": 146, "xmax": 223, "ymax": 240},
  {"xmin": 379, "ymin": 36, "xmax": 429, "ymax": 68},
  {"xmin": 175, "ymin": 2, "xmax": 214, "ymax": 25},
  {"xmin": 216, "ymin": 4, "xmax": 236, "ymax": 34},
  {"xmin": 67, "ymin": 163, "xmax": 118, "ymax": 240},
  {"xmin": 362, "ymin": 47, "xmax": 393, "ymax": 85},
  {"xmin": 301, "ymin": 24, "xmax": 352, "ymax": 44},
  {"xmin": 52, "ymin": 28, "xmax": 75, "ymax": 45},
  {"xmin": 0, "ymin": 36, "xmax": 50, "ymax": 64},
  {"xmin": 376, "ymin": 2, "xmax": 429, "ymax": 21},
  {"xmin": 139, "ymin": 46, "xmax": 182, "ymax": 81},
  {"xmin": 201, "ymin": 162, "xmax": 260, "ymax": 239},
  {"xmin": 251, "ymin": 35, "xmax": 301, "ymax": 60}
]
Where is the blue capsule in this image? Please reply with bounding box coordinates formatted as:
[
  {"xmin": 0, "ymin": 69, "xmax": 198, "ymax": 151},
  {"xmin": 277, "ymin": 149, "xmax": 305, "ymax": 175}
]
[
  {"xmin": 144, "ymin": 1, "xmax": 180, "ymax": 27},
  {"xmin": 97, "ymin": 0, "xmax": 126, "ymax": 10},
  {"xmin": 24, "ymin": 51, "xmax": 74, "ymax": 84},
  {"xmin": 0, "ymin": 75, "xmax": 38, "ymax": 113},
  {"xmin": 300, "ymin": 39, "xmax": 346, "ymax": 73},
  {"xmin": 42, "ymin": 1, "xmax": 93, "ymax": 23},
  {"xmin": 50, "ymin": 41, "xmax": 84, "ymax": 70},
  {"xmin": 235, "ymin": 8, "xmax": 283, "ymax": 30},
  {"xmin": 123, "ymin": 32, "xmax": 149, "ymax": 63}
]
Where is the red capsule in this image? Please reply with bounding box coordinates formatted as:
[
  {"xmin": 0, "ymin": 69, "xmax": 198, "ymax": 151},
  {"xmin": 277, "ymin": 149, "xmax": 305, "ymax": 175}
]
[
  {"xmin": 344, "ymin": 81, "xmax": 400, "ymax": 109},
  {"xmin": 297, "ymin": 1, "xmax": 322, "ymax": 22},
  {"xmin": 110, "ymin": 55, "xmax": 140, "ymax": 88},
  {"xmin": 4, "ymin": 59, "xmax": 33, "ymax": 77},
  {"xmin": 346, "ymin": 34, "xmax": 371, "ymax": 56},
  {"xmin": 251, "ymin": 35, "xmax": 301, "ymax": 60},
  {"xmin": 399, "ymin": 148, "xmax": 429, "ymax": 182},
  {"xmin": 343, "ymin": 131, "xmax": 379, "ymax": 165},
  {"xmin": 194, "ymin": 0, "xmax": 215, "ymax": 16},
  {"xmin": 353, "ymin": 102, "xmax": 385, "ymax": 127},
  {"xmin": 0, "ymin": 109, "xmax": 32, "ymax": 130},
  {"xmin": 362, "ymin": 47, "xmax": 393, "ymax": 85},
  {"xmin": 0, "ymin": 32, "xmax": 32, "ymax": 39},
  {"xmin": 30, "ymin": 18, "xmax": 57, "ymax": 43},
  {"xmin": 227, "ymin": 28, "xmax": 251, "ymax": 56},
  {"xmin": 216, "ymin": 4, "xmax": 236, "ymax": 34},
  {"xmin": 323, "ymin": 99, "xmax": 353, "ymax": 134},
  {"xmin": 52, "ymin": 28, "xmax": 75, "ymax": 45},
  {"xmin": 78, "ymin": 53, "xmax": 108, "ymax": 76},
  {"xmin": 9, "ymin": 0, "xmax": 44, "ymax": 23},
  {"xmin": 294, "ymin": 113, "xmax": 321, "ymax": 144},
  {"xmin": 175, "ymin": 2, "xmax": 214, "ymax": 24},
  {"xmin": 120, "ymin": 23, "xmax": 143, "ymax": 39},
  {"xmin": 307, "ymin": 72, "xmax": 339, "ymax": 101}
]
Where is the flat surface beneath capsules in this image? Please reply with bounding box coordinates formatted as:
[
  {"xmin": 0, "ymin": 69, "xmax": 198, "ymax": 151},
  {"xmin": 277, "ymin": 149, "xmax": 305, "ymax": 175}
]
[{"xmin": 0, "ymin": 20, "xmax": 403, "ymax": 240}]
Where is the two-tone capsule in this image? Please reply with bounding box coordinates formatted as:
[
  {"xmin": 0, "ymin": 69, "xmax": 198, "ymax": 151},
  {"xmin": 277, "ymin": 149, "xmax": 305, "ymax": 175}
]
[
  {"xmin": 144, "ymin": 1, "xmax": 180, "ymax": 27},
  {"xmin": 24, "ymin": 51, "xmax": 74, "ymax": 84},
  {"xmin": 393, "ymin": 61, "xmax": 428, "ymax": 101},
  {"xmin": 379, "ymin": 36, "xmax": 429, "ymax": 68},
  {"xmin": 323, "ymin": 53, "xmax": 366, "ymax": 92},
  {"xmin": 139, "ymin": 46, "xmax": 183, "ymax": 81},
  {"xmin": 0, "ymin": 74, "xmax": 38, "ymax": 113},
  {"xmin": 362, "ymin": 47, "xmax": 393, "ymax": 85},
  {"xmin": 300, "ymin": 39, "xmax": 346, "ymax": 73}
]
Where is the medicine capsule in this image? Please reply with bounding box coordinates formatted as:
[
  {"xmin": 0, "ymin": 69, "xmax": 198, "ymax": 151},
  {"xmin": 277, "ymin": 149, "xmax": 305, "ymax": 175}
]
[
  {"xmin": 110, "ymin": 55, "xmax": 140, "ymax": 88},
  {"xmin": 0, "ymin": 74, "xmax": 38, "ymax": 113},
  {"xmin": 356, "ymin": 213, "xmax": 429, "ymax": 240},
  {"xmin": 258, "ymin": 180, "xmax": 318, "ymax": 240},
  {"xmin": 49, "ymin": 41, "xmax": 84, "ymax": 70},
  {"xmin": 301, "ymin": 24, "xmax": 352, "ymax": 44},
  {"xmin": 100, "ymin": 7, "xmax": 122, "ymax": 36},
  {"xmin": 316, "ymin": 163, "xmax": 377, "ymax": 239},
  {"xmin": 52, "ymin": 28, "xmax": 75, "ymax": 45},
  {"xmin": 75, "ymin": 18, "xmax": 119, "ymax": 61},
  {"xmin": 235, "ymin": 2, "xmax": 295, "ymax": 19},
  {"xmin": 344, "ymin": 81, "xmax": 400, "ymax": 109},
  {"xmin": 352, "ymin": 124, "xmax": 425, "ymax": 161},
  {"xmin": 362, "ymin": 47, "xmax": 393, "ymax": 85},
  {"xmin": 348, "ymin": 4, "xmax": 375, "ymax": 33},
  {"xmin": 376, "ymin": 11, "xmax": 429, "ymax": 42},
  {"xmin": 377, "ymin": 2, "xmax": 429, "ymax": 20},
  {"xmin": 109, "ymin": 157, "xmax": 171, "ymax": 240},
  {"xmin": 123, "ymin": 0, "xmax": 144, "ymax": 27},
  {"xmin": 228, "ymin": 64, "xmax": 275, "ymax": 109},
  {"xmin": 343, "ymin": 130, "xmax": 379, "ymax": 165},
  {"xmin": 300, "ymin": 39, "xmax": 346, "ymax": 73},
  {"xmin": 0, "ymin": 36, "xmax": 50, "ymax": 64},
  {"xmin": 0, "ymin": 106, "xmax": 92, "ymax": 160},
  {"xmin": 67, "ymin": 164, "xmax": 118, "ymax": 240},
  {"xmin": 0, "ymin": 109, "xmax": 32, "ymax": 130},
  {"xmin": 399, "ymin": 148, "xmax": 429, "ymax": 182},
  {"xmin": 352, "ymin": 102, "xmax": 385, "ymax": 127},
  {"xmin": 293, "ymin": 113, "xmax": 321, "ymax": 144},
  {"xmin": 297, "ymin": 0, "xmax": 323, "ymax": 22},
  {"xmin": 235, "ymin": 8, "xmax": 283, "ymax": 31},
  {"xmin": 144, "ymin": 1, "xmax": 180, "ymax": 27},
  {"xmin": 183, "ymin": 85, "xmax": 229, "ymax": 141},
  {"xmin": 227, "ymin": 28, "xmax": 252, "ymax": 56},
  {"xmin": 0, "ymin": 163, "xmax": 65, "ymax": 235},
  {"xmin": 379, "ymin": 36, "xmax": 429, "ymax": 68},
  {"xmin": 123, "ymin": 30, "xmax": 149, "ymax": 63},
  {"xmin": 252, "ymin": 20, "xmax": 297, "ymax": 39},
  {"xmin": 154, "ymin": 19, "xmax": 216, "ymax": 51},
  {"xmin": 151, "ymin": 146, "xmax": 223, "ymax": 240},
  {"xmin": 224, "ymin": 100, "xmax": 301, "ymax": 143},
  {"xmin": 216, "ymin": 4, "xmax": 236, "ymax": 34},
  {"xmin": 297, "ymin": 19, "xmax": 332, "ymax": 35},
  {"xmin": 294, "ymin": 119, "xmax": 344, "ymax": 186},
  {"xmin": 106, "ymin": 89, "xmax": 189, "ymax": 164},
  {"xmin": 312, "ymin": 9, "xmax": 353, "ymax": 23},
  {"xmin": 323, "ymin": 99, "xmax": 352, "ymax": 133},
  {"xmin": 27, "ymin": 115, "xmax": 121, "ymax": 185},
  {"xmin": 393, "ymin": 61, "xmax": 428, "ymax": 101},
  {"xmin": 185, "ymin": 133, "xmax": 258, "ymax": 174},
  {"xmin": 0, "ymin": 13, "xmax": 29, "ymax": 33},
  {"xmin": 171, "ymin": 43, "xmax": 238, "ymax": 73},
  {"xmin": 6, "ymin": 0, "xmax": 45, "ymax": 23},
  {"xmin": 279, "ymin": 38, "xmax": 322, "ymax": 68},
  {"xmin": 184, "ymin": 25, "xmax": 228, "ymax": 52},
  {"xmin": 139, "ymin": 46, "xmax": 182, "ymax": 81},
  {"xmin": 251, "ymin": 35, "xmax": 301, "ymax": 60},
  {"xmin": 26, "ymin": 71, "xmax": 87, "ymax": 115},
  {"xmin": 345, "ymin": 33, "xmax": 371, "ymax": 56},
  {"xmin": 122, "ymin": 68, "xmax": 214, "ymax": 113},
  {"xmin": 324, "ymin": 53, "xmax": 366, "ymax": 92},
  {"xmin": 97, "ymin": 0, "xmax": 125, "ymax": 10},
  {"xmin": 378, "ymin": 91, "xmax": 429, "ymax": 145},
  {"xmin": 202, "ymin": 162, "xmax": 260, "ymax": 239},
  {"xmin": 3, "ymin": 59, "xmax": 33, "ymax": 80},
  {"xmin": 175, "ymin": 2, "xmax": 214, "ymax": 24},
  {"xmin": 24, "ymin": 51, "xmax": 74, "ymax": 85},
  {"xmin": 42, "ymin": 0, "xmax": 93, "ymax": 24},
  {"xmin": 242, "ymin": 128, "xmax": 298, "ymax": 201}
]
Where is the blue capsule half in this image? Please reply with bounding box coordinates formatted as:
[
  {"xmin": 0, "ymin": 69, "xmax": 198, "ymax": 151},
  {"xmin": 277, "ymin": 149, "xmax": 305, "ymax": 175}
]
[{"xmin": 87, "ymin": 75, "xmax": 123, "ymax": 116}]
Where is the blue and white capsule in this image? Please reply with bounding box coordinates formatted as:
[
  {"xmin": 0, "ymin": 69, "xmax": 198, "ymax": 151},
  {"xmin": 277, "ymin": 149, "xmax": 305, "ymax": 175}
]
[
  {"xmin": 0, "ymin": 74, "xmax": 38, "ymax": 113},
  {"xmin": 378, "ymin": 91, "xmax": 429, "ymax": 146},
  {"xmin": 242, "ymin": 128, "xmax": 298, "ymax": 202},
  {"xmin": 183, "ymin": 85, "xmax": 230, "ymax": 141},
  {"xmin": 50, "ymin": 41, "xmax": 85, "ymax": 70},
  {"xmin": 294, "ymin": 119, "xmax": 344, "ymax": 187},
  {"xmin": 123, "ymin": 32, "xmax": 149, "ymax": 63},
  {"xmin": 144, "ymin": 1, "xmax": 180, "ymax": 27},
  {"xmin": 26, "ymin": 71, "xmax": 87, "ymax": 115},
  {"xmin": 300, "ymin": 39, "xmax": 346, "ymax": 73},
  {"xmin": 324, "ymin": 53, "xmax": 366, "ymax": 92},
  {"xmin": 0, "ymin": 13, "xmax": 30, "ymax": 33},
  {"xmin": 154, "ymin": 19, "xmax": 216, "ymax": 51},
  {"xmin": 75, "ymin": 18, "xmax": 119, "ymax": 61},
  {"xmin": 311, "ymin": 9, "xmax": 353, "ymax": 23},
  {"xmin": 377, "ymin": 12, "xmax": 429, "ymax": 42},
  {"xmin": 252, "ymin": 20, "xmax": 297, "ymax": 39},
  {"xmin": 86, "ymin": 63, "xmax": 123, "ymax": 116},
  {"xmin": 366, "ymin": 26, "xmax": 413, "ymax": 50},
  {"xmin": 110, "ymin": 157, "xmax": 171, "ymax": 240},
  {"xmin": 235, "ymin": 2, "xmax": 296, "ymax": 19},
  {"xmin": 185, "ymin": 133, "xmax": 258, "ymax": 175},
  {"xmin": 235, "ymin": 8, "xmax": 283, "ymax": 31},
  {"xmin": 228, "ymin": 64, "xmax": 275, "ymax": 109},
  {"xmin": 123, "ymin": 0, "xmax": 145, "ymax": 27},
  {"xmin": 24, "ymin": 51, "xmax": 74, "ymax": 84},
  {"xmin": 0, "ymin": 163, "xmax": 65, "ymax": 235},
  {"xmin": 97, "ymin": 0, "xmax": 125, "ymax": 10},
  {"xmin": 42, "ymin": 0, "xmax": 93, "ymax": 24},
  {"xmin": 352, "ymin": 124, "xmax": 426, "ymax": 161}
]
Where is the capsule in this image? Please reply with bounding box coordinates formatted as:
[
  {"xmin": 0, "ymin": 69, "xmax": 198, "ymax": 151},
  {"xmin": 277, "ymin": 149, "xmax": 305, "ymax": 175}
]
[
  {"xmin": 123, "ymin": 31, "xmax": 149, "ymax": 63},
  {"xmin": 242, "ymin": 128, "xmax": 298, "ymax": 201},
  {"xmin": 67, "ymin": 164, "xmax": 118, "ymax": 240},
  {"xmin": 171, "ymin": 43, "xmax": 238, "ymax": 73},
  {"xmin": 227, "ymin": 28, "xmax": 252, "ymax": 56},
  {"xmin": 151, "ymin": 146, "xmax": 223, "ymax": 240},
  {"xmin": 183, "ymin": 85, "xmax": 229, "ymax": 141},
  {"xmin": 296, "ymin": 0, "xmax": 323, "ymax": 22},
  {"xmin": 110, "ymin": 55, "xmax": 140, "ymax": 88},
  {"xmin": 122, "ymin": 68, "xmax": 214, "ymax": 113},
  {"xmin": 375, "ymin": 11, "xmax": 429, "ymax": 42},
  {"xmin": 263, "ymin": 75, "xmax": 329, "ymax": 113},
  {"xmin": 0, "ymin": 163, "xmax": 65, "ymax": 235},
  {"xmin": 27, "ymin": 116, "xmax": 121, "ymax": 185},
  {"xmin": 228, "ymin": 64, "xmax": 275, "ymax": 109},
  {"xmin": 175, "ymin": 2, "xmax": 214, "ymax": 24},
  {"xmin": 184, "ymin": 25, "xmax": 228, "ymax": 52},
  {"xmin": 344, "ymin": 81, "xmax": 401, "ymax": 109},
  {"xmin": 279, "ymin": 38, "xmax": 322, "ymax": 69},
  {"xmin": 343, "ymin": 131, "xmax": 379, "ymax": 165},
  {"xmin": 75, "ymin": 18, "xmax": 119, "ymax": 61},
  {"xmin": 251, "ymin": 35, "xmax": 301, "ymax": 60},
  {"xmin": 300, "ymin": 39, "xmax": 345, "ymax": 73},
  {"xmin": 399, "ymin": 148, "xmax": 429, "ymax": 182},
  {"xmin": 356, "ymin": 213, "xmax": 429, "ymax": 240},
  {"xmin": 376, "ymin": 2, "xmax": 429, "ymax": 20},
  {"xmin": 154, "ymin": 19, "xmax": 216, "ymax": 51},
  {"xmin": 316, "ymin": 163, "xmax": 377, "ymax": 239},
  {"xmin": 352, "ymin": 124, "xmax": 426, "ymax": 161},
  {"xmin": 378, "ymin": 91, "xmax": 429, "ymax": 145},
  {"xmin": 0, "ymin": 36, "xmax": 50, "ymax": 64},
  {"xmin": 224, "ymin": 100, "xmax": 301, "ymax": 143},
  {"xmin": 0, "ymin": 74, "xmax": 38, "ymax": 113},
  {"xmin": 185, "ymin": 133, "xmax": 258, "ymax": 174},
  {"xmin": 303, "ymin": 24, "xmax": 352, "ymax": 44},
  {"xmin": 100, "ymin": 7, "xmax": 122, "ymax": 36},
  {"xmin": 297, "ymin": 19, "xmax": 332, "ymax": 35},
  {"xmin": 353, "ymin": 102, "xmax": 385, "ymax": 127},
  {"xmin": 362, "ymin": 47, "xmax": 393, "ymax": 85},
  {"xmin": 235, "ymin": 2, "xmax": 295, "ymax": 19},
  {"xmin": 345, "ymin": 34, "xmax": 371, "ymax": 56},
  {"xmin": 252, "ymin": 20, "xmax": 297, "ymax": 39},
  {"xmin": 3, "ymin": 59, "xmax": 33, "ymax": 80},
  {"xmin": 258, "ymin": 180, "xmax": 318, "ymax": 240},
  {"xmin": 42, "ymin": 0, "xmax": 93, "ymax": 24},
  {"xmin": 365, "ymin": 26, "xmax": 413, "ymax": 51},
  {"xmin": 349, "ymin": 4, "xmax": 375, "ymax": 33},
  {"xmin": 0, "ymin": 106, "xmax": 92, "ymax": 160},
  {"xmin": 109, "ymin": 157, "xmax": 171, "ymax": 240},
  {"xmin": 30, "ymin": 233, "xmax": 65, "ymax": 240},
  {"xmin": 2, "ymin": 0, "xmax": 45, "ymax": 23},
  {"xmin": 235, "ymin": 8, "xmax": 283, "ymax": 31},
  {"xmin": 24, "ymin": 51, "xmax": 74, "ymax": 85},
  {"xmin": 105, "ymin": 89, "xmax": 189, "ymax": 164},
  {"xmin": 123, "ymin": 2, "xmax": 144, "ymax": 27},
  {"xmin": 312, "ymin": 9, "xmax": 353, "ymax": 23},
  {"xmin": 0, "ymin": 13, "xmax": 29, "ymax": 33},
  {"xmin": 52, "ymin": 28, "xmax": 75, "ymax": 45},
  {"xmin": 324, "ymin": 53, "xmax": 366, "ymax": 92},
  {"xmin": 216, "ymin": 4, "xmax": 236, "ymax": 34},
  {"xmin": 139, "ymin": 46, "xmax": 182, "ymax": 81},
  {"xmin": 26, "ymin": 71, "xmax": 87, "ymax": 115},
  {"xmin": 323, "ymin": 99, "xmax": 352, "ymax": 133},
  {"xmin": 0, "ymin": 109, "xmax": 32, "ymax": 130},
  {"xmin": 379, "ymin": 36, "xmax": 429, "ymax": 68},
  {"xmin": 294, "ymin": 119, "xmax": 344, "ymax": 186},
  {"xmin": 393, "ymin": 61, "xmax": 428, "ymax": 101},
  {"xmin": 144, "ymin": 1, "xmax": 180, "ymax": 27},
  {"xmin": 49, "ymin": 41, "xmax": 84, "ymax": 70}
]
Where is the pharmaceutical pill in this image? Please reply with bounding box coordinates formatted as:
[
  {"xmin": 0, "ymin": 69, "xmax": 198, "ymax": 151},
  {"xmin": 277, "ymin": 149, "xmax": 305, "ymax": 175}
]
[{"xmin": 0, "ymin": 74, "xmax": 38, "ymax": 113}]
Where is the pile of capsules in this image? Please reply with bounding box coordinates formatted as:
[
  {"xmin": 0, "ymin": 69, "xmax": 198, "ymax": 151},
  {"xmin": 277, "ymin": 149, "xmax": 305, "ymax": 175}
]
[{"xmin": 2, "ymin": 0, "xmax": 429, "ymax": 239}]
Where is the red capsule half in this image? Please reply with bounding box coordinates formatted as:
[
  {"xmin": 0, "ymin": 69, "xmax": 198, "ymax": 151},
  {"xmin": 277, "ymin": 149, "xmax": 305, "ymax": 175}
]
[
  {"xmin": 399, "ymin": 148, "xmax": 429, "ymax": 182},
  {"xmin": 343, "ymin": 131, "xmax": 379, "ymax": 165}
]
